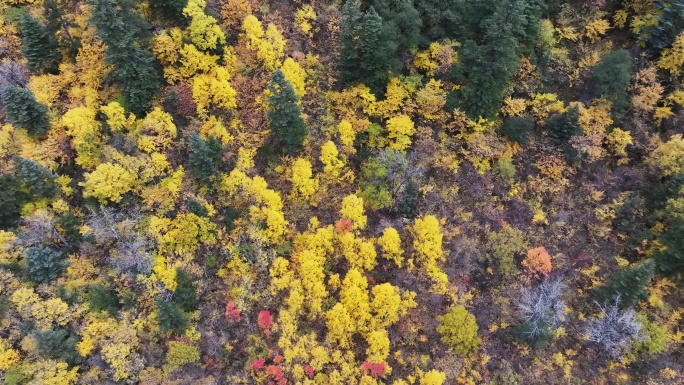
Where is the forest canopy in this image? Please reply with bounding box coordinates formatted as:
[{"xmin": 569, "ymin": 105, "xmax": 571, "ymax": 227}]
[{"xmin": 0, "ymin": 0, "xmax": 683, "ymax": 384}]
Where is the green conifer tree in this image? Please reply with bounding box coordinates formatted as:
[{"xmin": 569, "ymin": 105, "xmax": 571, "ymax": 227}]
[
  {"xmin": 0, "ymin": 174, "xmax": 27, "ymax": 229},
  {"xmin": 156, "ymin": 298, "xmax": 189, "ymax": 333},
  {"xmin": 149, "ymin": 0, "xmax": 188, "ymax": 23},
  {"xmin": 25, "ymin": 246, "xmax": 66, "ymax": 283},
  {"xmin": 653, "ymin": 220, "xmax": 684, "ymax": 281},
  {"xmin": 602, "ymin": 259, "xmax": 655, "ymax": 308},
  {"xmin": 20, "ymin": 13, "xmax": 61, "ymax": 75},
  {"xmin": 339, "ymin": 0, "xmax": 364, "ymax": 86},
  {"xmin": 548, "ymin": 106, "xmax": 581, "ymax": 145},
  {"xmin": 90, "ymin": 0, "xmax": 162, "ymax": 115},
  {"xmin": 33, "ymin": 329, "xmax": 83, "ymax": 365},
  {"xmin": 0, "ymin": 86, "xmax": 51, "ymax": 137},
  {"xmin": 266, "ymin": 70, "xmax": 307, "ymax": 154},
  {"xmin": 188, "ymin": 133, "xmax": 223, "ymax": 186},
  {"xmin": 12, "ymin": 156, "xmax": 60, "ymax": 200},
  {"xmin": 592, "ymin": 50, "xmax": 632, "ymax": 118}
]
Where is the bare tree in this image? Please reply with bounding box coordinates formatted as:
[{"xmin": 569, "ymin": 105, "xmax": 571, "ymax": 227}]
[
  {"xmin": 18, "ymin": 211, "xmax": 69, "ymax": 248},
  {"xmin": 87, "ymin": 208, "xmax": 153, "ymax": 274},
  {"xmin": 516, "ymin": 277, "xmax": 566, "ymax": 343},
  {"xmin": 584, "ymin": 296, "xmax": 643, "ymax": 358}
]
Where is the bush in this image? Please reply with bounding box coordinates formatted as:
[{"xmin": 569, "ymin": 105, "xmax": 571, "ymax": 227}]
[
  {"xmin": 493, "ymin": 158, "xmax": 516, "ymax": 187},
  {"xmin": 483, "ymin": 224, "xmax": 527, "ymax": 281},
  {"xmin": 166, "ymin": 341, "xmax": 200, "ymax": 367},
  {"xmin": 437, "ymin": 305, "xmax": 481, "ymax": 356},
  {"xmin": 633, "ymin": 313, "xmax": 669, "ymax": 355},
  {"xmin": 501, "ymin": 116, "xmax": 533, "ymax": 145},
  {"xmin": 25, "ymin": 246, "xmax": 66, "ymax": 283}
]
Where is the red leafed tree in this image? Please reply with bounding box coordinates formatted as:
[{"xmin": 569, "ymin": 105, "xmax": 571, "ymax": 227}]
[
  {"xmin": 250, "ymin": 357, "xmax": 265, "ymax": 371},
  {"xmin": 304, "ymin": 365, "xmax": 314, "ymax": 379},
  {"xmin": 523, "ymin": 247, "xmax": 552, "ymax": 279},
  {"xmin": 225, "ymin": 300, "xmax": 241, "ymax": 322},
  {"xmin": 258, "ymin": 310, "xmax": 273, "ymax": 335},
  {"xmin": 361, "ymin": 361, "xmax": 386, "ymax": 378},
  {"xmin": 335, "ymin": 218, "xmax": 353, "ymax": 233},
  {"xmin": 265, "ymin": 365, "xmax": 286, "ymax": 385}
]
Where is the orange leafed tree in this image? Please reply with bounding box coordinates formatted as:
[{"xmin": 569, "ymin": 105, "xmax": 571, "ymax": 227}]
[{"xmin": 523, "ymin": 247, "xmax": 552, "ymax": 278}]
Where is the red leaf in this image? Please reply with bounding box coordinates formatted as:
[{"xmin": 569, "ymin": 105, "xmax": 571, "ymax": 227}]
[
  {"xmin": 258, "ymin": 310, "xmax": 273, "ymax": 335},
  {"xmin": 250, "ymin": 357, "xmax": 265, "ymax": 371},
  {"xmin": 225, "ymin": 300, "xmax": 241, "ymax": 322}
]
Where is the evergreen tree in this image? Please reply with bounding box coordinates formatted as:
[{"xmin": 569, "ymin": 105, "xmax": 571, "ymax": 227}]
[
  {"xmin": 20, "ymin": 13, "xmax": 61, "ymax": 75},
  {"xmin": 156, "ymin": 298, "xmax": 189, "ymax": 333},
  {"xmin": 12, "ymin": 156, "xmax": 60, "ymax": 200},
  {"xmin": 339, "ymin": 2, "xmax": 398, "ymax": 94},
  {"xmin": 25, "ymin": 246, "xmax": 66, "ymax": 283},
  {"xmin": 414, "ymin": 0, "xmax": 465, "ymax": 41},
  {"xmin": 501, "ymin": 116, "xmax": 534, "ymax": 145},
  {"xmin": 33, "ymin": 329, "xmax": 83, "ymax": 365},
  {"xmin": 641, "ymin": 0, "xmax": 684, "ymax": 55},
  {"xmin": 369, "ymin": 0, "xmax": 422, "ymax": 50},
  {"xmin": 90, "ymin": 0, "xmax": 162, "ymax": 115},
  {"xmin": 0, "ymin": 174, "xmax": 28, "ymax": 229},
  {"xmin": 547, "ymin": 106, "xmax": 581, "ymax": 145},
  {"xmin": 602, "ymin": 260, "xmax": 655, "ymax": 309},
  {"xmin": 172, "ymin": 269, "xmax": 198, "ymax": 312},
  {"xmin": 0, "ymin": 86, "xmax": 51, "ymax": 137},
  {"xmin": 592, "ymin": 50, "xmax": 632, "ymax": 118},
  {"xmin": 87, "ymin": 285, "xmax": 119, "ymax": 315},
  {"xmin": 188, "ymin": 133, "xmax": 223, "ymax": 186},
  {"xmin": 187, "ymin": 198, "xmax": 209, "ymax": 217},
  {"xmin": 149, "ymin": 0, "xmax": 188, "ymax": 23},
  {"xmin": 451, "ymin": 0, "xmax": 544, "ymax": 119},
  {"xmin": 266, "ymin": 70, "xmax": 307, "ymax": 154},
  {"xmin": 339, "ymin": 0, "xmax": 364, "ymax": 85},
  {"xmin": 43, "ymin": 0, "xmax": 80, "ymax": 59},
  {"xmin": 653, "ymin": 220, "xmax": 684, "ymax": 281}
]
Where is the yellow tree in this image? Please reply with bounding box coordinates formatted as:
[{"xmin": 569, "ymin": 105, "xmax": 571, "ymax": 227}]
[
  {"xmin": 290, "ymin": 158, "xmax": 318, "ymax": 200},
  {"xmin": 377, "ymin": 227, "xmax": 404, "ymax": 267},
  {"xmin": 658, "ymin": 32, "xmax": 684, "ymax": 74},
  {"xmin": 61, "ymin": 107, "xmax": 102, "ymax": 169},
  {"xmin": 340, "ymin": 269, "xmax": 371, "ymax": 331},
  {"xmin": 242, "ymin": 15, "xmax": 285, "ymax": 71},
  {"xmin": 183, "ymin": 0, "xmax": 226, "ymax": 51},
  {"xmin": 281, "ymin": 57, "xmax": 307, "ymax": 99},
  {"xmin": 81, "ymin": 163, "xmax": 136, "ymax": 204},
  {"xmin": 320, "ymin": 140, "xmax": 345, "ymax": 180},
  {"xmin": 386, "ymin": 114, "xmax": 415, "ymax": 151},
  {"xmin": 340, "ymin": 194, "xmax": 367, "ymax": 230},
  {"xmin": 138, "ymin": 107, "xmax": 177, "ymax": 153}
]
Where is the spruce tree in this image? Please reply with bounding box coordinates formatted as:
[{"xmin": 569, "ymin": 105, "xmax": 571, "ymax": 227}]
[
  {"xmin": 0, "ymin": 86, "xmax": 51, "ymax": 137},
  {"xmin": 156, "ymin": 298, "xmax": 189, "ymax": 333},
  {"xmin": 90, "ymin": 0, "xmax": 162, "ymax": 115},
  {"xmin": 172, "ymin": 269, "xmax": 198, "ymax": 312},
  {"xmin": 12, "ymin": 156, "xmax": 60, "ymax": 200},
  {"xmin": 357, "ymin": 6, "xmax": 394, "ymax": 95},
  {"xmin": 33, "ymin": 329, "xmax": 83, "ymax": 365},
  {"xmin": 266, "ymin": 70, "xmax": 307, "ymax": 154},
  {"xmin": 188, "ymin": 133, "xmax": 223, "ymax": 186},
  {"xmin": 602, "ymin": 259, "xmax": 655, "ymax": 309},
  {"xmin": 370, "ymin": 0, "xmax": 422, "ymax": 50},
  {"xmin": 548, "ymin": 106, "xmax": 581, "ymax": 145},
  {"xmin": 20, "ymin": 13, "xmax": 61, "ymax": 75}
]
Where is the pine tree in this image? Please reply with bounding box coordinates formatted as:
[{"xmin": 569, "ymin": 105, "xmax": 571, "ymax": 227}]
[
  {"xmin": 188, "ymin": 133, "xmax": 223, "ymax": 186},
  {"xmin": 602, "ymin": 259, "xmax": 655, "ymax": 309},
  {"xmin": 172, "ymin": 269, "xmax": 198, "ymax": 312},
  {"xmin": 548, "ymin": 106, "xmax": 581, "ymax": 145},
  {"xmin": 12, "ymin": 156, "xmax": 60, "ymax": 200},
  {"xmin": 87, "ymin": 285, "xmax": 119, "ymax": 315},
  {"xmin": 0, "ymin": 86, "xmax": 51, "ymax": 137},
  {"xmin": 44, "ymin": 0, "xmax": 79, "ymax": 58},
  {"xmin": 370, "ymin": 0, "xmax": 422, "ymax": 50},
  {"xmin": 266, "ymin": 70, "xmax": 307, "ymax": 154},
  {"xmin": 20, "ymin": 13, "xmax": 61, "ymax": 75},
  {"xmin": 90, "ymin": 0, "xmax": 162, "ymax": 115}
]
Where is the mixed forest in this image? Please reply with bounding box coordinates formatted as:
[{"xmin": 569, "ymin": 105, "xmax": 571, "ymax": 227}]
[{"xmin": 0, "ymin": 0, "xmax": 684, "ymax": 383}]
